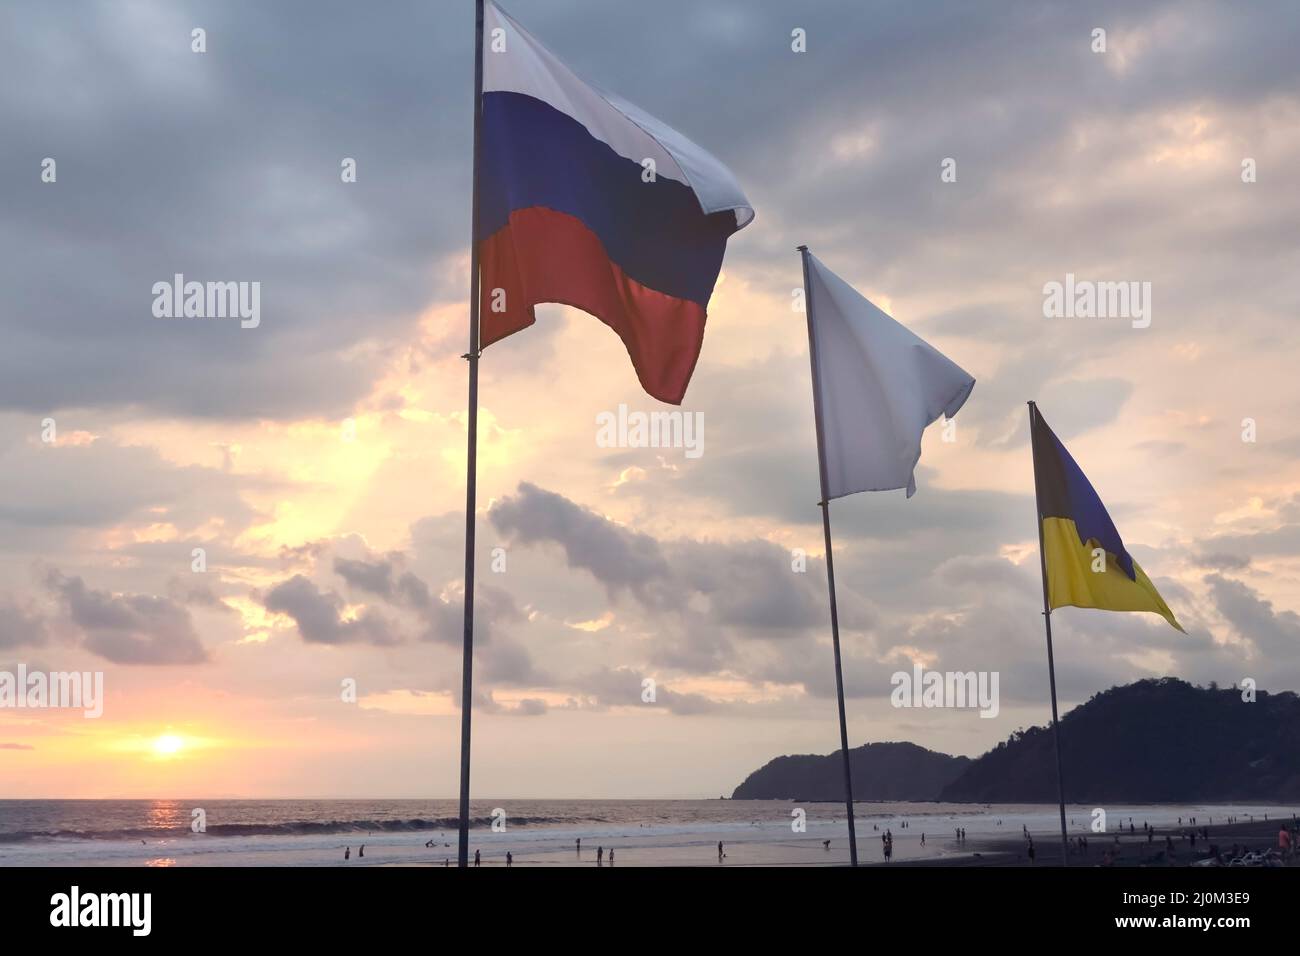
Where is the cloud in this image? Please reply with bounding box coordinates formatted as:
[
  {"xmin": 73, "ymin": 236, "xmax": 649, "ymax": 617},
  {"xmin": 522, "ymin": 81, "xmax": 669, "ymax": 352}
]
[
  {"xmin": 490, "ymin": 481, "xmax": 864, "ymax": 635},
  {"xmin": 0, "ymin": 599, "xmax": 48, "ymax": 649},
  {"xmin": 569, "ymin": 666, "xmax": 724, "ymax": 716},
  {"xmin": 334, "ymin": 556, "xmax": 398, "ymax": 599},
  {"xmin": 1192, "ymin": 551, "xmax": 1251, "ymax": 571},
  {"xmin": 489, "ymin": 482, "xmax": 672, "ymax": 602},
  {"xmin": 1205, "ymin": 573, "xmax": 1300, "ymax": 664},
  {"xmin": 0, "ymin": 427, "xmax": 263, "ymax": 546},
  {"xmin": 44, "ymin": 569, "xmax": 207, "ymax": 665},
  {"xmin": 263, "ymin": 574, "xmax": 399, "ymax": 646},
  {"xmin": 166, "ymin": 577, "xmax": 236, "ymax": 612}
]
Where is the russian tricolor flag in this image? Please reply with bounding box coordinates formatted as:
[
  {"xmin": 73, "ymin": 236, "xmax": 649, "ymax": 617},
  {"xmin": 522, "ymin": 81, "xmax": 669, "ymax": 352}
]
[{"xmin": 478, "ymin": 2, "xmax": 754, "ymax": 405}]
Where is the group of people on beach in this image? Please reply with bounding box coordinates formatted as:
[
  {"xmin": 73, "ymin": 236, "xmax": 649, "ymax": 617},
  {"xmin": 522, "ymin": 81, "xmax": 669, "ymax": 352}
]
[
  {"xmin": 334, "ymin": 811, "xmax": 1300, "ymax": 867},
  {"xmin": 573, "ymin": 837, "xmax": 616, "ymax": 865}
]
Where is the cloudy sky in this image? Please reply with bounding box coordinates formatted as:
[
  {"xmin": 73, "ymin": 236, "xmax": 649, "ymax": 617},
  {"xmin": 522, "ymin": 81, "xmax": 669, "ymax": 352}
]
[{"xmin": 2, "ymin": 0, "xmax": 1298, "ymax": 799}]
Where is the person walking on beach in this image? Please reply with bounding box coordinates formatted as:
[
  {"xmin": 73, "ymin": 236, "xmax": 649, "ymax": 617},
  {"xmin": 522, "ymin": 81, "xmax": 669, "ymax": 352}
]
[
  {"xmin": 576, "ymin": 837, "xmax": 581, "ymax": 855},
  {"xmin": 344, "ymin": 846, "xmax": 350, "ymax": 861},
  {"xmin": 608, "ymin": 848, "xmax": 614, "ymax": 864},
  {"xmin": 359, "ymin": 844, "xmax": 364, "ymax": 859},
  {"xmin": 1026, "ymin": 838, "xmax": 1035, "ymax": 865},
  {"xmin": 506, "ymin": 851, "xmax": 512, "ymax": 868},
  {"xmin": 474, "ymin": 849, "xmax": 481, "ymax": 867},
  {"xmin": 597, "ymin": 846, "xmax": 604, "ymax": 864},
  {"xmin": 718, "ymin": 841, "xmax": 725, "ymax": 861},
  {"xmin": 921, "ymin": 833, "xmax": 925, "ymax": 846}
]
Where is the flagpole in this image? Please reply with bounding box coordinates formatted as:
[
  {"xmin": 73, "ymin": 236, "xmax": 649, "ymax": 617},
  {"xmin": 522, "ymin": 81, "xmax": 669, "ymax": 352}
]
[
  {"xmin": 1027, "ymin": 401, "xmax": 1070, "ymax": 865},
  {"xmin": 798, "ymin": 245, "xmax": 859, "ymax": 867},
  {"xmin": 456, "ymin": 0, "xmax": 485, "ymax": 870}
]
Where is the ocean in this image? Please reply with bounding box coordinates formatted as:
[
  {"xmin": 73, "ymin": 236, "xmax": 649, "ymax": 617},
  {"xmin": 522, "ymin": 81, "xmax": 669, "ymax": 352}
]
[{"xmin": 2, "ymin": 799, "xmax": 1293, "ymax": 867}]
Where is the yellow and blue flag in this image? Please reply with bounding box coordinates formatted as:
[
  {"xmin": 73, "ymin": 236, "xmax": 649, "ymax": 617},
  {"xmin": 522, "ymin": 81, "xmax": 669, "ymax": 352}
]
[{"xmin": 1030, "ymin": 403, "xmax": 1183, "ymax": 632}]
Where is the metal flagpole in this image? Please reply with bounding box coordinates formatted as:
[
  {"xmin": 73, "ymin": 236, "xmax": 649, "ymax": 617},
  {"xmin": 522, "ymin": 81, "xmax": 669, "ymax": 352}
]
[
  {"xmin": 798, "ymin": 245, "xmax": 859, "ymax": 867},
  {"xmin": 457, "ymin": 0, "xmax": 486, "ymax": 870},
  {"xmin": 1027, "ymin": 401, "xmax": 1070, "ymax": 865}
]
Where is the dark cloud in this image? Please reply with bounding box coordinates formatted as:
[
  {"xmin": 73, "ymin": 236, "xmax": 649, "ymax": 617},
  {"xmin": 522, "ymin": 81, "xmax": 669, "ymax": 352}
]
[
  {"xmin": 0, "ymin": 428, "xmax": 263, "ymax": 543},
  {"xmin": 263, "ymin": 574, "xmax": 398, "ymax": 646},
  {"xmin": 0, "ymin": 599, "xmax": 47, "ymax": 650},
  {"xmin": 262, "ymin": 546, "xmax": 535, "ymax": 694},
  {"xmin": 334, "ymin": 556, "xmax": 398, "ymax": 599},
  {"xmin": 166, "ymin": 576, "xmax": 235, "ymax": 612},
  {"xmin": 490, "ymin": 482, "xmax": 859, "ymax": 636},
  {"xmin": 7, "ymin": 0, "xmax": 1293, "ymax": 424},
  {"xmin": 1205, "ymin": 572, "xmax": 1300, "ymax": 664},
  {"xmin": 1192, "ymin": 551, "xmax": 1251, "ymax": 571},
  {"xmin": 44, "ymin": 569, "xmax": 207, "ymax": 664},
  {"xmin": 1, "ymin": 0, "xmax": 465, "ymax": 420},
  {"xmin": 490, "ymin": 482, "xmax": 672, "ymax": 601}
]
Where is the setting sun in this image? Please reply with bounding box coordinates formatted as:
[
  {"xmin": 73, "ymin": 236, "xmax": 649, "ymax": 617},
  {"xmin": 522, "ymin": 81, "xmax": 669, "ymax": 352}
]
[{"xmin": 152, "ymin": 735, "xmax": 185, "ymax": 757}]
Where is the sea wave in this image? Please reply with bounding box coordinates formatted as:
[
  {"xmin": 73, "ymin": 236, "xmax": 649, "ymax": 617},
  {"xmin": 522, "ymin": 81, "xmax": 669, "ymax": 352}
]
[{"xmin": 0, "ymin": 814, "xmax": 586, "ymax": 843}]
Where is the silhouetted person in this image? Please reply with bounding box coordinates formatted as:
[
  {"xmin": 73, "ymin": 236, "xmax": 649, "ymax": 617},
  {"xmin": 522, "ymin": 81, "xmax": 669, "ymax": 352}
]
[
  {"xmin": 608, "ymin": 848, "xmax": 614, "ymax": 864},
  {"xmin": 1027, "ymin": 839, "xmax": 1035, "ymax": 865},
  {"xmin": 822, "ymin": 840, "xmax": 831, "ymax": 850},
  {"xmin": 474, "ymin": 849, "xmax": 481, "ymax": 867},
  {"xmin": 597, "ymin": 846, "xmax": 604, "ymax": 863},
  {"xmin": 576, "ymin": 838, "xmax": 581, "ymax": 854},
  {"xmin": 344, "ymin": 846, "xmax": 350, "ymax": 861},
  {"xmin": 506, "ymin": 851, "xmax": 512, "ymax": 868},
  {"xmin": 359, "ymin": 844, "xmax": 365, "ymax": 858},
  {"xmin": 718, "ymin": 841, "xmax": 725, "ymax": 861}
]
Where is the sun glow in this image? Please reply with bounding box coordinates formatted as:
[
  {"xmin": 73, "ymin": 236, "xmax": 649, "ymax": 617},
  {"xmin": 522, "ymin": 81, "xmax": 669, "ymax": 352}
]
[{"xmin": 152, "ymin": 734, "xmax": 185, "ymax": 757}]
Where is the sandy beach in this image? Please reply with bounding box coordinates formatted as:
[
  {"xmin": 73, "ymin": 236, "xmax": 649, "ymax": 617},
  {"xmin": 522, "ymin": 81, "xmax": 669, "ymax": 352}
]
[{"xmin": 7, "ymin": 799, "xmax": 1291, "ymax": 867}]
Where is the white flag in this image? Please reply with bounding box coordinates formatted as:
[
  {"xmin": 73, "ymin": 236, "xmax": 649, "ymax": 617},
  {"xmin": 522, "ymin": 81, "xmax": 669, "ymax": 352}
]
[{"xmin": 805, "ymin": 252, "xmax": 975, "ymax": 499}]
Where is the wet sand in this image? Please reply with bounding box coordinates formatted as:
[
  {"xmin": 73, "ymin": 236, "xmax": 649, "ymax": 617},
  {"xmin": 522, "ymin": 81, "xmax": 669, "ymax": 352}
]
[{"xmin": 906, "ymin": 816, "xmax": 1297, "ymax": 867}]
